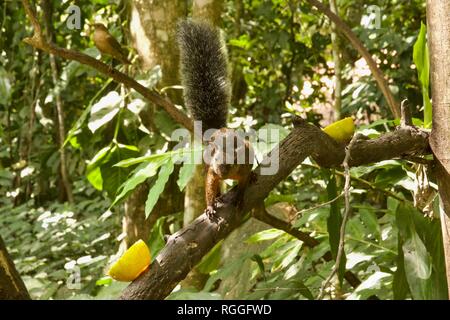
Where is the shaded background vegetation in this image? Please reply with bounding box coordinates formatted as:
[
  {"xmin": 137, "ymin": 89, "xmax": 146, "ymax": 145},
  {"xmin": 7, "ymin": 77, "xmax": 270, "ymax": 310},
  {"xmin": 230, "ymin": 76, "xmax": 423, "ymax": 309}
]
[{"xmin": 0, "ymin": 0, "xmax": 446, "ymax": 299}]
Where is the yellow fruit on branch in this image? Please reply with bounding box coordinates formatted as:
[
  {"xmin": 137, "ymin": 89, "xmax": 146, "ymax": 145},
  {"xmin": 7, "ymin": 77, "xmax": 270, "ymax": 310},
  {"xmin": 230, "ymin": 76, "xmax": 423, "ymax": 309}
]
[
  {"xmin": 107, "ymin": 239, "xmax": 151, "ymax": 282},
  {"xmin": 322, "ymin": 117, "xmax": 355, "ymax": 143}
]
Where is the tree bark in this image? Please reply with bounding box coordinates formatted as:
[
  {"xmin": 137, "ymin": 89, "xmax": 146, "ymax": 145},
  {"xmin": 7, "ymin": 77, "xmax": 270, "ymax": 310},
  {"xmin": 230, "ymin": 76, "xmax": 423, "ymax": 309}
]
[
  {"xmin": 0, "ymin": 236, "xmax": 30, "ymax": 300},
  {"xmin": 183, "ymin": 164, "xmax": 206, "ymax": 227},
  {"xmin": 130, "ymin": 0, "xmax": 187, "ymax": 87},
  {"xmin": 121, "ymin": 0, "xmax": 187, "ymax": 249},
  {"xmin": 329, "ymin": 0, "xmax": 342, "ymax": 121},
  {"xmin": 426, "ymin": 0, "xmax": 450, "ymax": 298},
  {"xmin": 192, "ymin": 0, "xmax": 224, "ymax": 26}
]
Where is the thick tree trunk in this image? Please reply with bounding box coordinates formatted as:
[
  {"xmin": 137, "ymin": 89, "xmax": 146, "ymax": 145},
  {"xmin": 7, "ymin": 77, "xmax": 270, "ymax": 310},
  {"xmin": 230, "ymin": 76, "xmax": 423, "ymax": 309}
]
[
  {"xmin": 329, "ymin": 0, "xmax": 342, "ymax": 121},
  {"xmin": 121, "ymin": 0, "xmax": 187, "ymax": 249},
  {"xmin": 183, "ymin": 164, "xmax": 206, "ymax": 227},
  {"xmin": 426, "ymin": 0, "xmax": 450, "ymax": 298},
  {"xmin": 130, "ymin": 0, "xmax": 186, "ymax": 85},
  {"xmin": 0, "ymin": 236, "xmax": 30, "ymax": 300},
  {"xmin": 192, "ymin": 0, "xmax": 223, "ymax": 26}
]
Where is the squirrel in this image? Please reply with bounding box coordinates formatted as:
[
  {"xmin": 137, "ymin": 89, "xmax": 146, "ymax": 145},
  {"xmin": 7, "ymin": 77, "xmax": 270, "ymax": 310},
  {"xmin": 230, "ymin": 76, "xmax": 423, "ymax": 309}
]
[{"xmin": 177, "ymin": 20, "xmax": 255, "ymax": 217}]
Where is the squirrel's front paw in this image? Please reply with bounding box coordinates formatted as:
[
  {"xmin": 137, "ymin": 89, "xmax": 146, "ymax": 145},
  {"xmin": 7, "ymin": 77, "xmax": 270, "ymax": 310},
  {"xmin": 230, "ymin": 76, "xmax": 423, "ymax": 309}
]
[{"xmin": 205, "ymin": 205, "xmax": 216, "ymax": 219}]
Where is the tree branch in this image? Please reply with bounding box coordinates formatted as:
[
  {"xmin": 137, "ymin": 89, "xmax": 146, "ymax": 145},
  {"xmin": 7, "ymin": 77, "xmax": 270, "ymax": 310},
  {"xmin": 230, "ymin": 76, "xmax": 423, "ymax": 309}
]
[
  {"xmin": 120, "ymin": 118, "xmax": 430, "ymax": 299},
  {"xmin": 21, "ymin": 0, "xmax": 194, "ymax": 132},
  {"xmin": 318, "ymin": 134, "xmax": 358, "ymax": 299}
]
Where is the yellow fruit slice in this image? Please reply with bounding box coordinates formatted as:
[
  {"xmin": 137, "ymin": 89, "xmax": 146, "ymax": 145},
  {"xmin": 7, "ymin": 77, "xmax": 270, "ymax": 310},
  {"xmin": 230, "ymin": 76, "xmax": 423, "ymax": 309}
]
[
  {"xmin": 107, "ymin": 239, "xmax": 151, "ymax": 282},
  {"xmin": 322, "ymin": 117, "xmax": 355, "ymax": 143}
]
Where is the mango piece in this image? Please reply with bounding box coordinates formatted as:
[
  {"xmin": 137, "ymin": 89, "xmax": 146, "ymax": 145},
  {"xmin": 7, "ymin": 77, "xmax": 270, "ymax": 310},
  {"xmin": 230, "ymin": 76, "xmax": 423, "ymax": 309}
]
[
  {"xmin": 322, "ymin": 117, "xmax": 355, "ymax": 143},
  {"xmin": 108, "ymin": 239, "xmax": 151, "ymax": 282}
]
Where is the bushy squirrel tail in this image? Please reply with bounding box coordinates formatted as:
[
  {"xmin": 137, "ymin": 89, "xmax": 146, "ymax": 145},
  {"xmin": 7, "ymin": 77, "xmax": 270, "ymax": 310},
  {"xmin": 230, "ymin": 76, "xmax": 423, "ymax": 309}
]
[{"xmin": 177, "ymin": 20, "xmax": 230, "ymax": 132}]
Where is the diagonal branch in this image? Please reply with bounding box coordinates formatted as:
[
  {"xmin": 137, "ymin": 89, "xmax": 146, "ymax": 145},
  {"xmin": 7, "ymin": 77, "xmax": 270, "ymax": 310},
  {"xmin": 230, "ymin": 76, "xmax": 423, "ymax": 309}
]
[
  {"xmin": 120, "ymin": 117, "xmax": 430, "ymax": 299},
  {"xmin": 21, "ymin": 0, "xmax": 194, "ymax": 132}
]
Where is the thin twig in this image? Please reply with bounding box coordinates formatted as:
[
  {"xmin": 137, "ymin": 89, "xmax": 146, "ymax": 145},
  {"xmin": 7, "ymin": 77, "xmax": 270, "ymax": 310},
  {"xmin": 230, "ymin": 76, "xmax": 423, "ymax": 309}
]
[
  {"xmin": 293, "ymin": 191, "xmax": 344, "ymax": 220},
  {"xmin": 302, "ymin": 162, "xmax": 407, "ymax": 203},
  {"xmin": 317, "ymin": 134, "xmax": 358, "ymax": 299}
]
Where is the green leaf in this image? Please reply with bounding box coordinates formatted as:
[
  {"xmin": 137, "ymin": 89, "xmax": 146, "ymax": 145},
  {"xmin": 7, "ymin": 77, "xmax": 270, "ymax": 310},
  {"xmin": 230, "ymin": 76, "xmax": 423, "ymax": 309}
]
[
  {"xmin": 100, "ymin": 144, "xmax": 140, "ymax": 197},
  {"xmin": 413, "ymin": 22, "xmax": 432, "ymax": 128},
  {"xmin": 64, "ymin": 79, "xmax": 113, "ymax": 147},
  {"xmin": 154, "ymin": 109, "xmax": 179, "ymax": 136},
  {"xmin": 347, "ymin": 272, "xmax": 392, "ymax": 300},
  {"xmin": 144, "ymin": 159, "xmax": 175, "ymax": 217},
  {"xmin": 197, "ymin": 241, "xmax": 223, "ymax": 274},
  {"xmin": 264, "ymin": 193, "xmax": 295, "ymax": 207},
  {"xmin": 203, "ymin": 253, "xmax": 253, "ymax": 292},
  {"xmin": 112, "ymin": 156, "xmax": 168, "ymax": 206},
  {"xmin": 95, "ymin": 277, "xmax": 112, "ymax": 286},
  {"xmin": 359, "ymin": 208, "xmax": 380, "ymax": 241},
  {"xmin": 86, "ymin": 145, "xmax": 113, "ymax": 190},
  {"xmin": 147, "ymin": 216, "xmax": 168, "ymax": 259},
  {"xmin": 409, "ymin": 205, "xmax": 448, "ymax": 299},
  {"xmin": 326, "ymin": 174, "xmax": 346, "ymax": 284},
  {"xmin": 177, "ymin": 161, "xmax": 196, "ymax": 191},
  {"xmin": 422, "ymin": 90, "xmax": 432, "ymax": 129},
  {"xmin": 404, "ymin": 230, "xmax": 431, "ymax": 279},
  {"xmin": 246, "ymin": 229, "xmax": 285, "ymax": 243},
  {"xmin": 88, "ymin": 91, "xmax": 122, "ymax": 133},
  {"xmin": 396, "ymin": 203, "xmax": 433, "ymax": 299},
  {"xmin": 114, "ymin": 147, "xmax": 199, "ymax": 168},
  {"xmin": 278, "ymin": 241, "xmax": 302, "ymax": 269},
  {"xmin": 393, "ymin": 238, "xmax": 410, "ymax": 299},
  {"xmin": 114, "ymin": 153, "xmax": 170, "ymax": 168},
  {"xmin": 295, "ymin": 280, "xmax": 314, "ymax": 300},
  {"xmin": 251, "ymin": 254, "xmax": 266, "ymax": 279},
  {"xmin": 229, "ymin": 35, "xmax": 252, "ymax": 50},
  {"xmin": 86, "ymin": 166, "xmax": 103, "ymax": 191},
  {"xmin": 374, "ymin": 166, "xmax": 406, "ymax": 188},
  {"xmin": 116, "ymin": 143, "xmax": 139, "ymax": 152}
]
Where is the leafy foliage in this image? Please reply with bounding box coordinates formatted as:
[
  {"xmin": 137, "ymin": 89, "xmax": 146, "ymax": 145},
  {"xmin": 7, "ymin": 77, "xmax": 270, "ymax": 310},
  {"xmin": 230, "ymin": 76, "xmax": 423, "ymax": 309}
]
[{"xmin": 0, "ymin": 0, "xmax": 447, "ymax": 301}]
